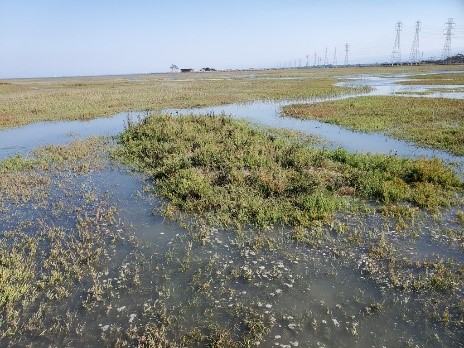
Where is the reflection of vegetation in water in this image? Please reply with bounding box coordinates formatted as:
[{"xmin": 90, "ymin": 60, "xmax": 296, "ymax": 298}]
[
  {"xmin": 282, "ymin": 96, "xmax": 464, "ymax": 155},
  {"xmin": 118, "ymin": 114, "xmax": 462, "ymax": 230}
]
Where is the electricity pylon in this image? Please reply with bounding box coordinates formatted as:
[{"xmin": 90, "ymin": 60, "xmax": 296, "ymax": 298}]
[
  {"xmin": 442, "ymin": 18, "xmax": 455, "ymax": 60},
  {"xmin": 344, "ymin": 43, "xmax": 349, "ymax": 66},
  {"xmin": 391, "ymin": 21, "xmax": 403, "ymax": 64},
  {"xmin": 409, "ymin": 21, "xmax": 421, "ymax": 64}
]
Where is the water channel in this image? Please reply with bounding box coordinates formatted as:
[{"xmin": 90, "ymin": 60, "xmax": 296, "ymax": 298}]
[
  {"xmin": 1, "ymin": 72, "xmax": 463, "ymax": 346},
  {"xmin": 2, "ymin": 73, "xmax": 463, "ymax": 169}
]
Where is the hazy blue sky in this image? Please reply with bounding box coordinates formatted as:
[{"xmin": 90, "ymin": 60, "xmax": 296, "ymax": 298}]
[{"xmin": 1, "ymin": 0, "xmax": 463, "ymax": 78}]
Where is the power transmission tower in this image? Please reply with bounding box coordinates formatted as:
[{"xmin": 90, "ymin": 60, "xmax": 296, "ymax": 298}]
[
  {"xmin": 314, "ymin": 53, "xmax": 317, "ymax": 66},
  {"xmin": 306, "ymin": 54, "xmax": 309, "ymax": 67},
  {"xmin": 323, "ymin": 47, "xmax": 328, "ymax": 66},
  {"xmin": 391, "ymin": 21, "xmax": 403, "ymax": 64},
  {"xmin": 442, "ymin": 18, "xmax": 455, "ymax": 60},
  {"xmin": 333, "ymin": 47, "xmax": 337, "ymax": 66},
  {"xmin": 409, "ymin": 21, "xmax": 421, "ymax": 64},
  {"xmin": 344, "ymin": 43, "xmax": 349, "ymax": 66}
]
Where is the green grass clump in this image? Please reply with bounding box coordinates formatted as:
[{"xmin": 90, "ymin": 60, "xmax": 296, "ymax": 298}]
[
  {"xmin": 0, "ymin": 238, "xmax": 37, "ymax": 318},
  {"xmin": 457, "ymin": 210, "xmax": 464, "ymax": 224},
  {"xmin": 118, "ymin": 114, "xmax": 462, "ymax": 229},
  {"xmin": 0, "ymin": 155, "xmax": 34, "ymax": 173},
  {"xmin": 282, "ymin": 96, "xmax": 464, "ymax": 155}
]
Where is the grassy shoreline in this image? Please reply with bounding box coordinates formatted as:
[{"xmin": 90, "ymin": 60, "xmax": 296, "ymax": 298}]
[
  {"xmin": 400, "ymin": 72, "xmax": 464, "ymax": 85},
  {"xmin": 1, "ymin": 65, "xmax": 463, "ymax": 130},
  {"xmin": 282, "ymin": 96, "xmax": 464, "ymax": 155},
  {"xmin": 0, "ymin": 69, "xmax": 367, "ymax": 130}
]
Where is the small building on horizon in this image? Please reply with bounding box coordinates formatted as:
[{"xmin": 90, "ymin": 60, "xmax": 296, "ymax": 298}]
[{"xmin": 180, "ymin": 68, "xmax": 194, "ymax": 73}]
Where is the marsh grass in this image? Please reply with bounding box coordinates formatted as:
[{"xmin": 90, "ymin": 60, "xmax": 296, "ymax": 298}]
[
  {"xmin": 282, "ymin": 96, "xmax": 464, "ymax": 155},
  {"xmin": 118, "ymin": 114, "xmax": 463, "ymax": 230},
  {"xmin": 1, "ymin": 135, "xmax": 464, "ymax": 345},
  {"xmin": 0, "ymin": 70, "xmax": 367, "ymax": 130},
  {"xmin": 0, "ymin": 207, "xmax": 123, "ymax": 338},
  {"xmin": 32, "ymin": 136, "xmax": 113, "ymax": 172},
  {"xmin": 3, "ymin": 65, "xmax": 463, "ymax": 130},
  {"xmin": 0, "ymin": 137, "xmax": 136, "ymax": 343},
  {"xmin": 400, "ymin": 72, "xmax": 464, "ymax": 85},
  {"xmin": 0, "ymin": 137, "xmax": 111, "ymax": 211},
  {"xmin": 397, "ymin": 86, "xmax": 464, "ymax": 95}
]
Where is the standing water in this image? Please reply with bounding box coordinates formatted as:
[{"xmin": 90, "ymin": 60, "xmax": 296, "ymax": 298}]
[
  {"xmin": 1, "ymin": 72, "xmax": 463, "ymax": 346},
  {"xmin": 1, "ymin": 72, "xmax": 463, "ymax": 163}
]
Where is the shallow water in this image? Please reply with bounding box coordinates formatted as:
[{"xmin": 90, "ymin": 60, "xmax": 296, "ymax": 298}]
[
  {"xmin": 1, "ymin": 72, "xmax": 463, "ymax": 166},
  {"xmin": 1, "ymin": 154, "xmax": 463, "ymax": 346},
  {"xmin": 168, "ymin": 77, "xmax": 464, "ymax": 168},
  {"xmin": 0, "ymin": 111, "xmax": 146, "ymax": 160},
  {"xmin": 1, "ymin": 72, "xmax": 464, "ymax": 346}
]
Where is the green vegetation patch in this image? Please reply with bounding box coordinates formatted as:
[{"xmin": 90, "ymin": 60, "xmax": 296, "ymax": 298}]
[
  {"xmin": 282, "ymin": 96, "xmax": 464, "ymax": 155},
  {"xmin": 401, "ymin": 72, "xmax": 464, "ymax": 85},
  {"xmin": 398, "ymin": 86, "xmax": 464, "ymax": 95},
  {"xmin": 118, "ymin": 114, "xmax": 463, "ymax": 230}
]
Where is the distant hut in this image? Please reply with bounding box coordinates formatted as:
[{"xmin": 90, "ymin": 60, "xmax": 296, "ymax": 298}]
[{"xmin": 180, "ymin": 68, "xmax": 194, "ymax": 73}]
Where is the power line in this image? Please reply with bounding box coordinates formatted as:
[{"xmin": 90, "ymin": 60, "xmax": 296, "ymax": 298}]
[{"xmin": 277, "ymin": 18, "xmax": 461, "ymax": 70}]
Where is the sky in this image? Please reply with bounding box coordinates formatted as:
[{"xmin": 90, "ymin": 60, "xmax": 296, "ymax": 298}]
[{"xmin": 1, "ymin": 0, "xmax": 463, "ymax": 78}]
